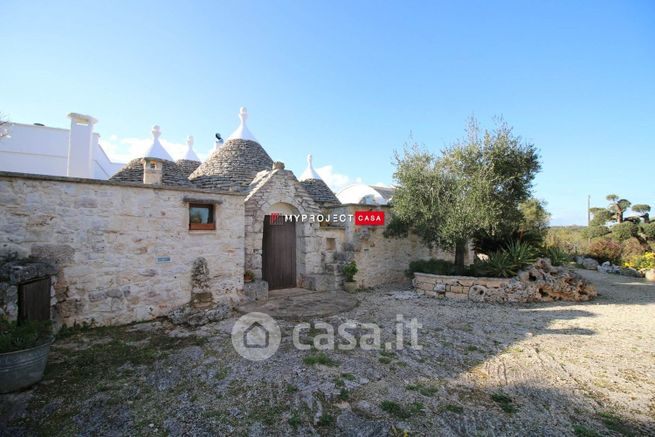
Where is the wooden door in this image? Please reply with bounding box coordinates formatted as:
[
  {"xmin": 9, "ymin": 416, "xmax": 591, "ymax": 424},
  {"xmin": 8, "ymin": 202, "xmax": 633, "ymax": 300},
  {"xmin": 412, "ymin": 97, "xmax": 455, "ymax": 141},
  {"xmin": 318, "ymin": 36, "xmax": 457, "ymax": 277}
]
[
  {"xmin": 262, "ymin": 215, "xmax": 296, "ymax": 290},
  {"xmin": 18, "ymin": 277, "xmax": 51, "ymax": 322}
]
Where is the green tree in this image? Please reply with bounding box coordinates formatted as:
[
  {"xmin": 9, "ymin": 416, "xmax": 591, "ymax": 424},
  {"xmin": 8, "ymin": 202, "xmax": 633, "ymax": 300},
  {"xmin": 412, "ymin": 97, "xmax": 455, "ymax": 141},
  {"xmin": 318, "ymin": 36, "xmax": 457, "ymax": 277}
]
[
  {"xmin": 631, "ymin": 204, "xmax": 651, "ymax": 223},
  {"xmin": 388, "ymin": 118, "xmax": 541, "ymax": 267}
]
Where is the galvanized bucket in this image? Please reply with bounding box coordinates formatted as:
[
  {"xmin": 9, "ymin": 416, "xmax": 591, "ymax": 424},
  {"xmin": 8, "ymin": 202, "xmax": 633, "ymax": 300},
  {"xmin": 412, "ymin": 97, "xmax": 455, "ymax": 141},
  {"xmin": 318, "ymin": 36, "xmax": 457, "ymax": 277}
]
[{"xmin": 0, "ymin": 338, "xmax": 52, "ymax": 393}]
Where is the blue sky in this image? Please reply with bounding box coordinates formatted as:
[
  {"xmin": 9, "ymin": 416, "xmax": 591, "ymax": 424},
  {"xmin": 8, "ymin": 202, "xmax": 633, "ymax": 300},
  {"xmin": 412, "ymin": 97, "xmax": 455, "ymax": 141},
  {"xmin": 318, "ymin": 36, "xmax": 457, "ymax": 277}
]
[{"xmin": 1, "ymin": 0, "xmax": 653, "ymax": 225}]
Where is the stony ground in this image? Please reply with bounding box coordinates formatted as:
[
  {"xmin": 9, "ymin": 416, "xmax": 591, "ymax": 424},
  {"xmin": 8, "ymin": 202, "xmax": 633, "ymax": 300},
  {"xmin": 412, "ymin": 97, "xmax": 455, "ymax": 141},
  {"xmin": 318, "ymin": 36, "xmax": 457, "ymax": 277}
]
[{"xmin": 1, "ymin": 269, "xmax": 654, "ymax": 436}]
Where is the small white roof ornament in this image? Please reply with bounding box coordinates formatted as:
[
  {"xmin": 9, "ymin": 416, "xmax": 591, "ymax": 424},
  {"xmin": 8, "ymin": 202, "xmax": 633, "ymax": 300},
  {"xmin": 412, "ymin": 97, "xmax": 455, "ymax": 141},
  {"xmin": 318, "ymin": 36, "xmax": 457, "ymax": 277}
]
[
  {"xmin": 143, "ymin": 125, "xmax": 173, "ymax": 161},
  {"xmin": 227, "ymin": 106, "xmax": 257, "ymax": 141},
  {"xmin": 181, "ymin": 135, "xmax": 200, "ymax": 161},
  {"xmin": 299, "ymin": 154, "xmax": 322, "ymax": 181}
]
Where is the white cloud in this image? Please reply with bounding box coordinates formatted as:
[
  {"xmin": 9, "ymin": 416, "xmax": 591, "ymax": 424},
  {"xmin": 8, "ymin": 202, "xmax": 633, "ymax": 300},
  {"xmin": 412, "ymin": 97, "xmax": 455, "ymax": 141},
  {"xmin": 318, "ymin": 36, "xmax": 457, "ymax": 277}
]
[{"xmin": 314, "ymin": 164, "xmax": 363, "ymax": 193}]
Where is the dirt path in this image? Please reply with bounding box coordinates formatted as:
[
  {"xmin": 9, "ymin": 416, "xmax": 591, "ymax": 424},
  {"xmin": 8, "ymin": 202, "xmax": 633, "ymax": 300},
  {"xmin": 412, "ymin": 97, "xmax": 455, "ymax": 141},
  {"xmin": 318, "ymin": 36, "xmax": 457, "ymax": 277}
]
[{"xmin": 1, "ymin": 269, "xmax": 654, "ymax": 436}]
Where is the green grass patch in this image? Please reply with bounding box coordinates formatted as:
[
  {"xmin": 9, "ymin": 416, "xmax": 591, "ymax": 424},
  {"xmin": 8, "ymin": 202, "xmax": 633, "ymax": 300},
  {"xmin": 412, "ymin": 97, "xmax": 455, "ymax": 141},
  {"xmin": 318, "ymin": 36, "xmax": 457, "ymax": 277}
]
[
  {"xmin": 303, "ymin": 352, "xmax": 339, "ymax": 367},
  {"xmin": 341, "ymin": 373, "xmax": 356, "ymax": 381},
  {"xmin": 286, "ymin": 384, "xmax": 299, "ymax": 393},
  {"xmin": 573, "ymin": 425, "xmax": 601, "ymax": 437},
  {"xmin": 598, "ymin": 412, "xmax": 637, "ymax": 436},
  {"xmin": 339, "ymin": 388, "xmax": 350, "ymax": 401},
  {"xmin": 378, "ymin": 356, "xmax": 392, "ymax": 364},
  {"xmin": 442, "ymin": 404, "xmax": 464, "ymax": 414},
  {"xmin": 317, "ymin": 414, "xmax": 334, "ymax": 427},
  {"xmin": 405, "ymin": 383, "xmax": 438, "ymax": 397},
  {"xmin": 380, "ymin": 400, "xmax": 425, "ymax": 419},
  {"xmin": 288, "ymin": 414, "xmax": 301, "ymax": 428},
  {"xmin": 491, "ymin": 392, "xmax": 517, "ymax": 414}
]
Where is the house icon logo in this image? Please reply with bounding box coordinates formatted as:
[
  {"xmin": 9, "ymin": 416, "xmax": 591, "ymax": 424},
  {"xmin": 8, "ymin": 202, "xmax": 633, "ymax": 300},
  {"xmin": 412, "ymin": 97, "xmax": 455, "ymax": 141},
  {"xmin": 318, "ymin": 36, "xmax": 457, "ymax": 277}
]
[
  {"xmin": 231, "ymin": 312, "xmax": 281, "ymax": 361},
  {"xmin": 243, "ymin": 321, "xmax": 269, "ymax": 349}
]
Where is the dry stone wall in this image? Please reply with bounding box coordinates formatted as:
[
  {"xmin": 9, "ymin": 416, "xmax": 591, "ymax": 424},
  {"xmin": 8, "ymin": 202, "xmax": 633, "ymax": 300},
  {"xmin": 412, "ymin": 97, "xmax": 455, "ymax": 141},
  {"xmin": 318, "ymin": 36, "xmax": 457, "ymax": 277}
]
[
  {"xmin": 0, "ymin": 173, "xmax": 245, "ymax": 326},
  {"xmin": 414, "ymin": 259, "xmax": 596, "ymax": 303}
]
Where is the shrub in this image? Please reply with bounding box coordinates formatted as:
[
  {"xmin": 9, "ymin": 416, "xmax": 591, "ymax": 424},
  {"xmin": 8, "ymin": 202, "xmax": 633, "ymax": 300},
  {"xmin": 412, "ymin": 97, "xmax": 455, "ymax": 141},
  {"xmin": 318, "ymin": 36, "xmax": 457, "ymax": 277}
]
[
  {"xmin": 542, "ymin": 246, "xmax": 570, "ymax": 266},
  {"xmin": 588, "ymin": 238, "xmax": 622, "ymax": 264},
  {"xmin": 640, "ymin": 222, "xmax": 655, "ymax": 240},
  {"xmin": 584, "ymin": 225, "xmax": 610, "ymax": 239},
  {"xmin": 406, "ymin": 258, "xmax": 456, "ymax": 277},
  {"xmin": 624, "ymin": 252, "xmax": 655, "ymax": 270},
  {"xmin": 610, "ymin": 222, "xmax": 638, "ymax": 241},
  {"xmin": 0, "ymin": 319, "xmax": 52, "ymax": 354},
  {"xmin": 342, "ymin": 261, "xmax": 358, "ymax": 282},
  {"xmin": 620, "ymin": 237, "xmax": 645, "ymax": 260}
]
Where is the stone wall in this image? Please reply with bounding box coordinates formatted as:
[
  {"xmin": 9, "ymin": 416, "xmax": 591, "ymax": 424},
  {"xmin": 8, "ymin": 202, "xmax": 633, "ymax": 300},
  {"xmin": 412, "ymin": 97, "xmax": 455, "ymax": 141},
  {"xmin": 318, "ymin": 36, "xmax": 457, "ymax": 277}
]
[
  {"xmin": 326, "ymin": 205, "xmax": 457, "ymax": 289},
  {"xmin": 413, "ymin": 258, "xmax": 596, "ymax": 303},
  {"xmin": 0, "ymin": 172, "xmax": 245, "ymax": 326}
]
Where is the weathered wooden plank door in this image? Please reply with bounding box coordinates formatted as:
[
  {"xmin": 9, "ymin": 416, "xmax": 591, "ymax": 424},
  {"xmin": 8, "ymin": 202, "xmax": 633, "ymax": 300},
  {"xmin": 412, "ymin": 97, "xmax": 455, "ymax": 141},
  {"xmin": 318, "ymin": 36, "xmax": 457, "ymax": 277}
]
[
  {"xmin": 18, "ymin": 278, "xmax": 51, "ymax": 322},
  {"xmin": 262, "ymin": 215, "xmax": 296, "ymax": 290}
]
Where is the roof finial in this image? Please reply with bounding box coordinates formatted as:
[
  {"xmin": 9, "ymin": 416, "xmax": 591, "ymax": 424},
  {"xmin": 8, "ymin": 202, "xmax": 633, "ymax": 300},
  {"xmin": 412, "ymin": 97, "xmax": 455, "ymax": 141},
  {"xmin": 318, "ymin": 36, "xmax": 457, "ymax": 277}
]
[
  {"xmin": 227, "ymin": 106, "xmax": 257, "ymax": 141},
  {"xmin": 299, "ymin": 153, "xmax": 322, "ymax": 181},
  {"xmin": 181, "ymin": 134, "xmax": 200, "ymax": 161},
  {"xmin": 143, "ymin": 124, "xmax": 173, "ymax": 161}
]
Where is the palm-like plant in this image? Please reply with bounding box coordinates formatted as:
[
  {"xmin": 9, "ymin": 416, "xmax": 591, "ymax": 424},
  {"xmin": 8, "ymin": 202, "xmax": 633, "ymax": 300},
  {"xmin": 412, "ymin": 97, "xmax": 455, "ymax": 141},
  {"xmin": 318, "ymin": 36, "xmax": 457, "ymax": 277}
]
[{"xmin": 504, "ymin": 241, "xmax": 537, "ymax": 270}]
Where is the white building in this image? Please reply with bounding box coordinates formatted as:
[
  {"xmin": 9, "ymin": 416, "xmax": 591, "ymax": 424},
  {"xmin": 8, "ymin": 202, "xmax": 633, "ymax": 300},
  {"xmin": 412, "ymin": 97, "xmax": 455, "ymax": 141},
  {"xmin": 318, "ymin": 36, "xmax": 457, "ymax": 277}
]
[{"xmin": 0, "ymin": 113, "xmax": 123, "ymax": 179}]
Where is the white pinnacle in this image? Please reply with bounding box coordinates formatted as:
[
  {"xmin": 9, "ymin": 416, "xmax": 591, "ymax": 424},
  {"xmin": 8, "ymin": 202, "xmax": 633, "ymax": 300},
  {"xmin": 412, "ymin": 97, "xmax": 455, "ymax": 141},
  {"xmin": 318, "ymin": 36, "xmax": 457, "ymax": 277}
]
[
  {"xmin": 181, "ymin": 135, "xmax": 200, "ymax": 161},
  {"xmin": 143, "ymin": 125, "xmax": 173, "ymax": 161},
  {"xmin": 299, "ymin": 154, "xmax": 322, "ymax": 181},
  {"xmin": 227, "ymin": 106, "xmax": 257, "ymax": 141}
]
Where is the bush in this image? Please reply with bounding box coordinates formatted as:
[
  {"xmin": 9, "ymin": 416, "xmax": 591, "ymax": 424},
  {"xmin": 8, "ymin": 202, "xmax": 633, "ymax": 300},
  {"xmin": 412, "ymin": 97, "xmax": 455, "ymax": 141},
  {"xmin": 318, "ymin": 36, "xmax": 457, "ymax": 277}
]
[
  {"xmin": 584, "ymin": 225, "xmax": 610, "ymax": 239},
  {"xmin": 342, "ymin": 261, "xmax": 358, "ymax": 282},
  {"xmin": 640, "ymin": 222, "xmax": 655, "ymax": 240},
  {"xmin": 610, "ymin": 222, "xmax": 638, "ymax": 241},
  {"xmin": 620, "ymin": 237, "xmax": 645, "ymax": 260},
  {"xmin": 406, "ymin": 258, "xmax": 456, "ymax": 277},
  {"xmin": 624, "ymin": 252, "xmax": 655, "ymax": 270},
  {"xmin": 0, "ymin": 319, "xmax": 52, "ymax": 354},
  {"xmin": 542, "ymin": 246, "xmax": 570, "ymax": 266},
  {"xmin": 588, "ymin": 238, "xmax": 622, "ymax": 264}
]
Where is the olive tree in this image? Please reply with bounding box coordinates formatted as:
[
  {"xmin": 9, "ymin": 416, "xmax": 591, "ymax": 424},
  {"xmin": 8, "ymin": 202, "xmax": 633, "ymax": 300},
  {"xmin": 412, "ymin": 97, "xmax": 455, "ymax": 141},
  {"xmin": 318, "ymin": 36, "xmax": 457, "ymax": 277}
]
[{"xmin": 387, "ymin": 118, "xmax": 541, "ymax": 267}]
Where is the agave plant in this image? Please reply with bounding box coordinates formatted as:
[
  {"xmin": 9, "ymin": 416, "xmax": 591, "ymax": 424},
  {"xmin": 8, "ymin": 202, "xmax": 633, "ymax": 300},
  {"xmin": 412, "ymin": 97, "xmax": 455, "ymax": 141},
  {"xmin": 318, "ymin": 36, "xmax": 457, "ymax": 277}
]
[
  {"xmin": 482, "ymin": 251, "xmax": 517, "ymax": 278},
  {"xmin": 542, "ymin": 246, "xmax": 570, "ymax": 266},
  {"xmin": 504, "ymin": 241, "xmax": 538, "ymax": 270}
]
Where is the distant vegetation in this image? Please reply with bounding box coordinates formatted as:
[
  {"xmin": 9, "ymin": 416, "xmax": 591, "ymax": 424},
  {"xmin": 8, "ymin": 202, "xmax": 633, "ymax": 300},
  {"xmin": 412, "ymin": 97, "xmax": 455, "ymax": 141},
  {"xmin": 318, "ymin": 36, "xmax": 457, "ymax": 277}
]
[{"xmin": 546, "ymin": 195, "xmax": 654, "ymax": 268}]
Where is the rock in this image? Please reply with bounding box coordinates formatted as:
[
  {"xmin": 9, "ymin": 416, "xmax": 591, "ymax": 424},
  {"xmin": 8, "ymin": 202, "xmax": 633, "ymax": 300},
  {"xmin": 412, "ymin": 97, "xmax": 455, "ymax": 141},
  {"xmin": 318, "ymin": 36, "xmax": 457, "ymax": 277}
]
[
  {"xmin": 618, "ymin": 267, "xmax": 643, "ymax": 278},
  {"xmin": 597, "ymin": 261, "xmax": 620, "ymax": 274},
  {"xmin": 352, "ymin": 400, "xmax": 384, "ymax": 419},
  {"xmin": 167, "ymin": 303, "xmax": 231, "ymax": 326},
  {"xmin": 581, "ymin": 258, "xmax": 599, "ymax": 270},
  {"xmin": 336, "ymin": 410, "xmax": 389, "ymax": 437},
  {"xmin": 645, "ymin": 269, "xmax": 655, "ymax": 282}
]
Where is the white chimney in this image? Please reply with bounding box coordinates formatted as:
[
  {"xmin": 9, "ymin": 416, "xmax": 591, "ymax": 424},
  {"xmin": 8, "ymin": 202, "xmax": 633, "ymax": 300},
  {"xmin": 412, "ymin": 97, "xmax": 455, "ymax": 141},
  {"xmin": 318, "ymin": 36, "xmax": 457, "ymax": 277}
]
[{"xmin": 66, "ymin": 113, "xmax": 97, "ymax": 178}]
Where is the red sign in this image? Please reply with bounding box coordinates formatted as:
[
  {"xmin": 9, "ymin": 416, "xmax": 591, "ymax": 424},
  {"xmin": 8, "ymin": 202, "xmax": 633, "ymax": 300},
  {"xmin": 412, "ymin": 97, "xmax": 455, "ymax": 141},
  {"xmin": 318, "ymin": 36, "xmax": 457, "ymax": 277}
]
[
  {"xmin": 355, "ymin": 211, "xmax": 385, "ymax": 226},
  {"xmin": 269, "ymin": 212, "xmax": 280, "ymax": 224}
]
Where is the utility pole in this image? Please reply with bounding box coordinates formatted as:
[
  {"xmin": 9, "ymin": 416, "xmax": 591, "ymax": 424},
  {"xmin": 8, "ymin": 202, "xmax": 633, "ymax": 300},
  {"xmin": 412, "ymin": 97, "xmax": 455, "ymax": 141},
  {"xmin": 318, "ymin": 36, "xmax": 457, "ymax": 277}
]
[{"xmin": 587, "ymin": 195, "xmax": 591, "ymax": 227}]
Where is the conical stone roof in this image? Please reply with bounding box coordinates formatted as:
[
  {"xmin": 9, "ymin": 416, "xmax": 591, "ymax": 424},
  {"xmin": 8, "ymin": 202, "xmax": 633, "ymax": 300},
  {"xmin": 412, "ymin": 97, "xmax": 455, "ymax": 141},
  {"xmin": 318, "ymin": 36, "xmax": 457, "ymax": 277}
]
[
  {"xmin": 109, "ymin": 125, "xmax": 192, "ymax": 187},
  {"xmin": 110, "ymin": 158, "xmax": 193, "ymax": 187},
  {"xmin": 298, "ymin": 154, "xmax": 340, "ymax": 206},
  {"xmin": 188, "ymin": 108, "xmax": 273, "ymax": 191},
  {"xmin": 188, "ymin": 139, "xmax": 273, "ymax": 191}
]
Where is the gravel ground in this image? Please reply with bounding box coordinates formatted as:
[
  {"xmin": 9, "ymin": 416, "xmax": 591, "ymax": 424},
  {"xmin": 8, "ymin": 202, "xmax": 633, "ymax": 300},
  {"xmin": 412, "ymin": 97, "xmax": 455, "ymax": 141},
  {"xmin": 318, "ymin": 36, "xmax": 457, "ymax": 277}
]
[{"xmin": 1, "ymin": 269, "xmax": 654, "ymax": 436}]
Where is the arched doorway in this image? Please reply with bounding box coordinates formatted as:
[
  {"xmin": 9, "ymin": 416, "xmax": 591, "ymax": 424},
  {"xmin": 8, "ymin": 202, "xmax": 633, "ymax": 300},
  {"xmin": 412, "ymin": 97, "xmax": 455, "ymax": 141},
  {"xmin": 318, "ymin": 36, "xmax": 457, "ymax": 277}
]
[{"xmin": 262, "ymin": 214, "xmax": 297, "ymax": 289}]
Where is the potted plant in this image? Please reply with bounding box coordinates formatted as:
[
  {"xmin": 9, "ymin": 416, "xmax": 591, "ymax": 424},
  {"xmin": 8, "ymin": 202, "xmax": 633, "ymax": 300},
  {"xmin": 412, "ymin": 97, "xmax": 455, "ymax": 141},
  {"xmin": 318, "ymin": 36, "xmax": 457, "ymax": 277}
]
[
  {"xmin": 342, "ymin": 261, "xmax": 358, "ymax": 293},
  {"xmin": 0, "ymin": 318, "xmax": 53, "ymax": 393},
  {"xmin": 244, "ymin": 270, "xmax": 254, "ymax": 283}
]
